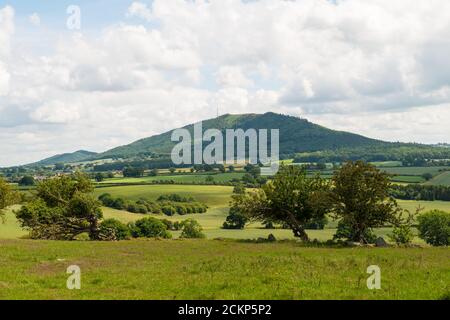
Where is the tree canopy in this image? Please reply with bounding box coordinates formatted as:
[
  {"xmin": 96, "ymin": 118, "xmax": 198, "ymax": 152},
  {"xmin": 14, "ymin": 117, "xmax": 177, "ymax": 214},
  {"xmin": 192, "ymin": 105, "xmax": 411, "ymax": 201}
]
[{"xmin": 15, "ymin": 173, "xmax": 103, "ymax": 240}]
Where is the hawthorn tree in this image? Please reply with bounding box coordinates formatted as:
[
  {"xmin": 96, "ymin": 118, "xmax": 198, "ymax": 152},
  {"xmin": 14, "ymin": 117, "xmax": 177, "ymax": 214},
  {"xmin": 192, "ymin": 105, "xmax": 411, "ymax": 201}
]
[
  {"xmin": 15, "ymin": 172, "xmax": 103, "ymax": 240},
  {"xmin": 232, "ymin": 165, "xmax": 332, "ymax": 241},
  {"xmin": 331, "ymin": 161, "xmax": 401, "ymax": 244}
]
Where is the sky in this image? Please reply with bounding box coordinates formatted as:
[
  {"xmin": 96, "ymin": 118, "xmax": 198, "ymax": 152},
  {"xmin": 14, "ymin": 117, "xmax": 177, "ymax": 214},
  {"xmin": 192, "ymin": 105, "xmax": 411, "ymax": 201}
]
[{"xmin": 1, "ymin": 0, "xmax": 450, "ymax": 167}]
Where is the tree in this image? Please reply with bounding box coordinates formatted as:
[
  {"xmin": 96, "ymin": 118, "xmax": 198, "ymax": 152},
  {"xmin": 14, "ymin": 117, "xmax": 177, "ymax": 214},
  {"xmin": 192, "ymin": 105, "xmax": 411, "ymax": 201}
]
[
  {"xmin": 233, "ymin": 165, "xmax": 332, "ymax": 241},
  {"xmin": 123, "ymin": 167, "xmax": 144, "ymax": 178},
  {"xmin": 422, "ymin": 173, "xmax": 433, "ymax": 181},
  {"xmin": 331, "ymin": 161, "xmax": 401, "ymax": 244},
  {"xmin": 417, "ymin": 210, "xmax": 450, "ymax": 246},
  {"xmin": 223, "ymin": 206, "xmax": 248, "ymax": 229},
  {"xmin": 54, "ymin": 163, "xmax": 65, "ymax": 171},
  {"xmin": 99, "ymin": 219, "xmax": 131, "ymax": 240},
  {"xmin": 169, "ymin": 167, "xmax": 176, "ymax": 174},
  {"xmin": 15, "ymin": 173, "xmax": 103, "ymax": 240},
  {"xmin": 0, "ymin": 177, "xmax": 18, "ymax": 222},
  {"xmin": 19, "ymin": 176, "xmax": 35, "ymax": 186},
  {"xmin": 228, "ymin": 165, "xmax": 235, "ymax": 172},
  {"xmin": 130, "ymin": 217, "xmax": 172, "ymax": 239},
  {"xmin": 95, "ymin": 173, "xmax": 105, "ymax": 182},
  {"xmin": 181, "ymin": 219, "xmax": 205, "ymax": 238},
  {"xmin": 149, "ymin": 169, "xmax": 159, "ymax": 177}
]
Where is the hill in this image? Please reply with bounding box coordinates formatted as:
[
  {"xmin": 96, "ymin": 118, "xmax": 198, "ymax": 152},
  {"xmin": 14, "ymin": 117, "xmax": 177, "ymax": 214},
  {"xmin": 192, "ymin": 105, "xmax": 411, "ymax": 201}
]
[
  {"xmin": 96, "ymin": 112, "xmax": 385, "ymax": 159},
  {"xmin": 28, "ymin": 150, "xmax": 98, "ymax": 166}
]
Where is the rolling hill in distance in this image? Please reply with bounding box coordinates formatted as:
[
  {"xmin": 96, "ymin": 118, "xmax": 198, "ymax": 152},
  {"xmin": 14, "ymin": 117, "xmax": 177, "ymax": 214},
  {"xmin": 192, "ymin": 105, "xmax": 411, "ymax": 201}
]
[
  {"xmin": 23, "ymin": 112, "xmax": 449, "ymax": 167},
  {"xmin": 95, "ymin": 112, "xmax": 385, "ymax": 159},
  {"xmin": 30, "ymin": 150, "xmax": 98, "ymax": 166}
]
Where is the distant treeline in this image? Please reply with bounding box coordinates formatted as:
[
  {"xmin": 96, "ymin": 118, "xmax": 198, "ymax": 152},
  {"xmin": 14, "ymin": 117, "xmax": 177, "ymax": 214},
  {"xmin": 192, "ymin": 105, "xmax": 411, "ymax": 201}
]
[
  {"xmin": 390, "ymin": 185, "xmax": 450, "ymax": 201},
  {"xmin": 292, "ymin": 144, "xmax": 450, "ymax": 165},
  {"xmin": 94, "ymin": 158, "xmax": 190, "ymax": 172}
]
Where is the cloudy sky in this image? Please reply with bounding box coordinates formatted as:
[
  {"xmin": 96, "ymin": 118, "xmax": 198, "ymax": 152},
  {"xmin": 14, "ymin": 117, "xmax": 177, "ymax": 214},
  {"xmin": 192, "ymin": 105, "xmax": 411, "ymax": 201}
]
[{"xmin": 1, "ymin": 0, "xmax": 450, "ymax": 167}]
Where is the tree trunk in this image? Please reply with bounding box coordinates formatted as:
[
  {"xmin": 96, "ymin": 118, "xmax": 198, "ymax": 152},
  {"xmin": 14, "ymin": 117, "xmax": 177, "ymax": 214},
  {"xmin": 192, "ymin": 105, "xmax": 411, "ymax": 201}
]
[{"xmin": 293, "ymin": 227, "xmax": 309, "ymax": 242}]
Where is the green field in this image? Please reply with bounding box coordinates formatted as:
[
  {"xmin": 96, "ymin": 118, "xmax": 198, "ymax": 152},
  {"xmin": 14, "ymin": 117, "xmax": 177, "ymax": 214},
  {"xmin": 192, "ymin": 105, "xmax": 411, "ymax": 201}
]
[
  {"xmin": 2, "ymin": 183, "xmax": 449, "ymax": 242},
  {"xmin": 382, "ymin": 166, "xmax": 449, "ymax": 176},
  {"xmin": 94, "ymin": 184, "xmax": 234, "ymax": 208},
  {"xmin": 0, "ymin": 239, "xmax": 448, "ymax": 300},
  {"xmin": 426, "ymin": 171, "xmax": 450, "ymax": 186},
  {"xmin": 98, "ymin": 173, "xmax": 245, "ymax": 185}
]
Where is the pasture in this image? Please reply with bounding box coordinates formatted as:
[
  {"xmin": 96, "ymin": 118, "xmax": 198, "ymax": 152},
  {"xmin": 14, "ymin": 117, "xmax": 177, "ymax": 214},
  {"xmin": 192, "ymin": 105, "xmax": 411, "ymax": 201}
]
[
  {"xmin": 0, "ymin": 239, "xmax": 448, "ymax": 300},
  {"xmin": 427, "ymin": 171, "xmax": 450, "ymax": 186},
  {"xmin": 2, "ymin": 182, "xmax": 449, "ymax": 242},
  {"xmin": 98, "ymin": 173, "xmax": 245, "ymax": 185}
]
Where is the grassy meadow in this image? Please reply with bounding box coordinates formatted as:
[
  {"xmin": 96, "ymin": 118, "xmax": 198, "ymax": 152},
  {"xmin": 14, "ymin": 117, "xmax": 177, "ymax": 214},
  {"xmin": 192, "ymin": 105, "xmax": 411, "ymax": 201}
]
[
  {"xmin": 1, "ymin": 176, "xmax": 449, "ymax": 300},
  {"xmin": 0, "ymin": 239, "xmax": 449, "ymax": 300}
]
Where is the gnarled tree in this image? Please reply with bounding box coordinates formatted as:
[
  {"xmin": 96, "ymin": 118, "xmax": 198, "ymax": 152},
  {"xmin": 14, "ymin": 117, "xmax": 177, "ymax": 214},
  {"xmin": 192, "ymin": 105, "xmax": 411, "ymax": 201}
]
[
  {"xmin": 232, "ymin": 165, "xmax": 332, "ymax": 241},
  {"xmin": 16, "ymin": 172, "xmax": 103, "ymax": 240}
]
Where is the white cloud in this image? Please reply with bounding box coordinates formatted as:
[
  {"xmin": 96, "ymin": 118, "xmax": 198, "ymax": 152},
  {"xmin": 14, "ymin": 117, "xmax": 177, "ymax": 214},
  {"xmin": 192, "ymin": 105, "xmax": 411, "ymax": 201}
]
[
  {"xmin": 29, "ymin": 13, "xmax": 40, "ymax": 27},
  {"xmin": 1, "ymin": 0, "xmax": 450, "ymax": 166},
  {"xmin": 0, "ymin": 6, "xmax": 14, "ymax": 96},
  {"xmin": 216, "ymin": 66, "xmax": 253, "ymax": 88},
  {"xmin": 127, "ymin": 2, "xmax": 153, "ymax": 21}
]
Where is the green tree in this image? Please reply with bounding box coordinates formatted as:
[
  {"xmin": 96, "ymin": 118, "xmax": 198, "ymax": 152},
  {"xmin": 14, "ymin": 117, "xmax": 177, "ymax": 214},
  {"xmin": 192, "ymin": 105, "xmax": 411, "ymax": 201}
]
[
  {"xmin": 15, "ymin": 173, "xmax": 103, "ymax": 240},
  {"xmin": 169, "ymin": 167, "xmax": 176, "ymax": 174},
  {"xmin": 331, "ymin": 161, "xmax": 401, "ymax": 244},
  {"xmin": 95, "ymin": 173, "xmax": 105, "ymax": 182},
  {"xmin": 131, "ymin": 217, "xmax": 172, "ymax": 239},
  {"xmin": 233, "ymin": 165, "xmax": 331, "ymax": 241},
  {"xmin": 181, "ymin": 219, "xmax": 205, "ymax": 239},
  {"xmin": 417, "ymin": 210, "xmax": 450, "ymax": 246},
  {"xmin": 223, "ymin": 206, "xmax": 248, "ymax": 229},
  {"xmin": 19, "ymin": 176, "xmax": 35, "ymax": 186},
  {"xmin": 99, "ymin": 219, "xmax": 131, "ymax": 240},
  {"xmin": 0, "ymin": 177, "xmax": 18, "ymax": 222}
]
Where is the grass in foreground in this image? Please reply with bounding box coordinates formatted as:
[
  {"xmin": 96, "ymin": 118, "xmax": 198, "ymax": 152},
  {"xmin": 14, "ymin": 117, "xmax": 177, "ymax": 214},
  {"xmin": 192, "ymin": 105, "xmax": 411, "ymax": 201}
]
[{"xmin": 0, "ymin": 239, "xmax": 448, "ymax": 300}]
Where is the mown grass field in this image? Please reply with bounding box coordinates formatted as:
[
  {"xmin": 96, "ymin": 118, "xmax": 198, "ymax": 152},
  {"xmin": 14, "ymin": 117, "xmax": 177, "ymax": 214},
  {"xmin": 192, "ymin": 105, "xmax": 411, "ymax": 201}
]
[
  {"xmin": 98, "ymin": 173, "xmax": 245, "ymax": 185},
  {"xmin": 427, "ymin": 171, "xmax": 450, "ymax": 186},
  {"xmin": 0, "ymin": 239, "xmax": 448, "ymax": 300}
]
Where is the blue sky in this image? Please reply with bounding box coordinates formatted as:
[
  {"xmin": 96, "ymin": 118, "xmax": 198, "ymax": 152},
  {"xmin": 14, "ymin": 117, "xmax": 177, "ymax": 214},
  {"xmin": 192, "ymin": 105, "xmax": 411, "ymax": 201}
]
[{"xmin": 1, "ymin": 0, "xmax": 450, "ymax": 166}]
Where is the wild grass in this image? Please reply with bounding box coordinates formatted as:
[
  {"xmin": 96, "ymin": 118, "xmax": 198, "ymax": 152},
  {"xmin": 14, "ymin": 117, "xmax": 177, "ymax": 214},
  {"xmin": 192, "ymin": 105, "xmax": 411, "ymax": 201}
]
[{"xmin": 0, "ymin": 239, "xmax": 448, "ymax": 300}]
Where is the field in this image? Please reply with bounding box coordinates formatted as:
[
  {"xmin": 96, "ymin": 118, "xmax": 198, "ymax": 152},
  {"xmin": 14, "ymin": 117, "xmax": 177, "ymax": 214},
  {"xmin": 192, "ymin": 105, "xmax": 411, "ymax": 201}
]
[
  {"xmin": 1, "ymin": 182, "xmax": 449, "ymax": 300},
  {"xmin": 98, "ymin": 173, "xmax": 245, "ymax": 185},
  {"xmin": 2, "ymin": 184, "xmax": 449, "ymax": 242},
  {"xmin": 0, "ymin": 239, "xmax": 448, "ymax": 300},
  {"xmin": 427, "ymin": 171, "xmax": 450, "ymax": 186}
]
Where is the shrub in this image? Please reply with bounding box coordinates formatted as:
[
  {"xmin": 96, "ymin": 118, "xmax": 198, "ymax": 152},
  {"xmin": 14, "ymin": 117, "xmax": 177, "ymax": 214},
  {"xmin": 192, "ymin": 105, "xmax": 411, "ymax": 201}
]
[
  {"xmin": 181, "ymin": 219, "xmax": 205, "ymax": 239},
  {"xmin": 333, "ymin": 220, "xmax": 377, "ymax": 244},
  {"xmin": 417, "ymin": 210, "xmax": 450, "ymax": 246},
  {"xmin": 161, "ymin": 205, "xmax": 177, "ymax": 216},
  {"xmin": 112, "ymin": 198, "xmax": 126, "ymax": 210},
  {"xmin": 98, "ymin": 193, "xmax": 114, "ymax": 207},
  {"xmin": 223, "ymin": 207, "xmax": 248, "ymax": 229},
  {"xmin": 99, "ymin": 219, "xmax": 131, "ymax": 240},
  {"xmin": 133, "ymin": 217, "xmax": 172, "ymax": 239},
  {"xmin": 388, "ymin": 224, "xmax": 415, "ymax": 245}
]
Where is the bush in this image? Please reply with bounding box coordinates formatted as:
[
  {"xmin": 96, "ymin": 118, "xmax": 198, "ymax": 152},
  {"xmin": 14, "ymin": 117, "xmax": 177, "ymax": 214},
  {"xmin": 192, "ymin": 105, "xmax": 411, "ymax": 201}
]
[
  {"xmin": 223, "ymin": 207, "xmax": 248, "ymax": 229},
  {"xmin": 161, "ymin": 205, "xmax": 177, "ymax": 216},
  {"xmin": 132, "ymin": 217, "xmax": 172, "ymax": 239},
  {"xmin": 19, "ymin": 176, "xmax": 35, "ymax": 186},
  {"xmin": 333, "ymin": 220, "xmax": 377, "ymax": 244},
  {"xmin": 99, "ymin": 219, "xmax": 131, "ymax": 240},
  {"xmin": 417, "ymin": 210, "xmax": 450, "ymax": 246},
  {"xmin": 98, "ymin": 193, "xmax": 114, "ymax": 207},
  {"xmin": 388, "ymin": 225, "xmax": 415, "ymax": 245},
  {"xmin": 112, "ymin": 198, "xmax": 126, "ymax": 210},
  {"xmin": 181, "ymin": 219, "xmax": 205, "ymax": 239}
]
